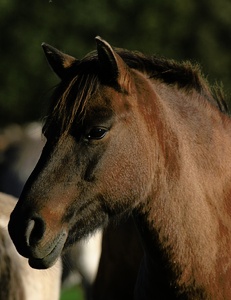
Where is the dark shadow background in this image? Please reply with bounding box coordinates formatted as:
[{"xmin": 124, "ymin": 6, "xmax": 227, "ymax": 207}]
[{"xmin": 1, "ymin": 0, "xmax": 231, "ymax": 126}]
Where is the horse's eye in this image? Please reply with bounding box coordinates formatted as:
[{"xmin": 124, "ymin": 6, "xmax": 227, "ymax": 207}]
[{"xmin": 87, "ymin": 127, "xmax": 108, "ymax": 140}]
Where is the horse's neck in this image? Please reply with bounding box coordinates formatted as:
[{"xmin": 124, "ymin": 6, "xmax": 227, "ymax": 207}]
[
  {"xmin": 134, "ymin": 183, "xmax": 231, "ymax": 299},
  {"xmin": 135, "ymin": 83, "xmax": 231, "ymax": 298}
]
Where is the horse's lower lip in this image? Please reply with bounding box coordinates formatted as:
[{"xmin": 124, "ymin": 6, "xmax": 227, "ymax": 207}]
[{"xmin": 28, "ymin": 231, "xmax": 67, "ymax": 269}]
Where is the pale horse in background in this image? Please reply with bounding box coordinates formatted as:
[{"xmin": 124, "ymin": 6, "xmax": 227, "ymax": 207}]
[
  {"xmin": 0, "ymin": 192, "xmax": 61, "ymax": 300},
  {"xmin": 0, "ymin": 122, "xmax": 102, "ymax": 296}
]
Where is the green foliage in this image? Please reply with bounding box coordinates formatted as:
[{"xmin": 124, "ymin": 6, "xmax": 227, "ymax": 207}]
[
  {"xmin": 1, "ymin": 0, "xmax": 231, "ymax": 125},
  {"xmin": 60, "ymin": 285, "xmax": 84, "ymax": 300}
]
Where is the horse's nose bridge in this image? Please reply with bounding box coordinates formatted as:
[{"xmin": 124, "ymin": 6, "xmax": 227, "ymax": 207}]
[
  {"xmin": 8, "ymin": 141, "xmax": 74, "ymax": 258},
  {"xmin": 37, "ymin": 141, "xmax": 77, "ymax": 190}
]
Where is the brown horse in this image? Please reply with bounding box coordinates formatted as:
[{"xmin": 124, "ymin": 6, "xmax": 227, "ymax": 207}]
[{"xmin": 8, "ymin": 36, "xmax": 231, "ymax": 299}]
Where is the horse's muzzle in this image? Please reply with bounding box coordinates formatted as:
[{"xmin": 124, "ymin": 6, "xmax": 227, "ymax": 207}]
[{"xmin": 8, "ymin": 210, "xmax": 67, "ymax": 269}]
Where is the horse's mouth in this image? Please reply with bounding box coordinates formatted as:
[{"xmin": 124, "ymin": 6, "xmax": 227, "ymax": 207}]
[{"xmin": 28, "ymin": 231, "xmax": 67, "ymax": 269}]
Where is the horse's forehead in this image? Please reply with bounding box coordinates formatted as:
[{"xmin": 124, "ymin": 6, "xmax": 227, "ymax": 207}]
[
  {"xmin": 86, "ymin": 84, "xmax": 126, "ymax": 115},
  {"xmin": 96, "ymin": 85, "xmax": 132, "ymax": 112}
]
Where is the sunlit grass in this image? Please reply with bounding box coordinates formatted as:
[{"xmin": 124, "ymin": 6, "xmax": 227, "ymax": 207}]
[{"xmin": 60, "ymin": 285, "xmax": 84, "ymax": 300}]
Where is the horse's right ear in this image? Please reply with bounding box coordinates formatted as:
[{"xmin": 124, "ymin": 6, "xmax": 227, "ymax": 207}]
[
  {"xmin": 41, "ymin": 43, "xmax": 77, "ymax": 79},
  {"xmin": 95, "ymin": 36, "xmax": 131, "ymax": 93}
]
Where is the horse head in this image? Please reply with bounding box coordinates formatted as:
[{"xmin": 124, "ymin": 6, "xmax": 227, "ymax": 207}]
[{"xmin": 8, "ymin": 37, "xmax": 155, "ymax": 269}]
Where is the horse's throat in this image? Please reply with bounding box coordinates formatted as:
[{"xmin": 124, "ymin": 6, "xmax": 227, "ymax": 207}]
[{"xmin": 133, "ymin": 211, "xmax": 180, "ymax": 298}]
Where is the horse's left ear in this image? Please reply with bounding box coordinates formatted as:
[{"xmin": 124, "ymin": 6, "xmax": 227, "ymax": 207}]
[
  {"xmin": 42, "ymin": 43, "xmax": 77, "ymax": 79},
  {"xmin": 95, "ymin": 36, "xmax": 131, "ymax": 93}
]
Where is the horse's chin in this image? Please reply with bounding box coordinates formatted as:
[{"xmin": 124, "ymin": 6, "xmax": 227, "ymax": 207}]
[
  {"xmin": 28, "ymin": 231, "xmax": 67, "ymax": 269},
  {"xmin": 29, "ymin": 255, "xmax": 57, "ymax": 269},
  {"xmin": 28, "ymin": 251, "xmax": 60, "ymax": 270}
]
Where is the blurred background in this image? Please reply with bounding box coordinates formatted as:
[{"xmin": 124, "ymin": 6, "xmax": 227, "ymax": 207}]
[
  {"xmin": 0, "ymin": 0, "xmax": 231, "ymax": 299},
  {"xmin": 1, "ymin": 0, "xmax": 231, "ymax": 126}
]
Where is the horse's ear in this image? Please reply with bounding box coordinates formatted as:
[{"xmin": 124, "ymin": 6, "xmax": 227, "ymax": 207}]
[
  {"xmin": 95, "ymin": 36, "xmax": 131, "ymax": 92},
  {"xmin": 41, "ymin": 43, "xmax": 77, "ymax": 79}
]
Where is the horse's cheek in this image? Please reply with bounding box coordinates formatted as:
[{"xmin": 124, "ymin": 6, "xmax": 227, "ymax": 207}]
[{"xmin": 97, "ymin": 154, "xmax": 145, "ymax": 211}]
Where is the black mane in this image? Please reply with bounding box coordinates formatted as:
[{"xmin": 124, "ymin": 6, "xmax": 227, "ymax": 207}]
[
  {"xmin": 80, "ymin": 48, "xmax": 229, "ymax": 114},
  {"xmin": 115, "ymin": 48, "xmax": 229, "ymax": 114},
  {"xmin": 43, "ymin": 47, "xmax": 229, "ymax": 138}
]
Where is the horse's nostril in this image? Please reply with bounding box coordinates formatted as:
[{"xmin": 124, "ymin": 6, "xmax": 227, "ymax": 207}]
[
  {"xmin": 25, "ymin": 216, "xmax": 46, "ymax": 247},
  {"xmin": 25, "ymin": 219, "xmax": 35, "ymax": 246}
]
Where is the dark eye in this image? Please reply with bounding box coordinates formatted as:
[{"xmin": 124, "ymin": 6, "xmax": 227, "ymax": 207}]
[{"xmin": 86, "ymin": 127, "xmax": 108, "ymax": 140}]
